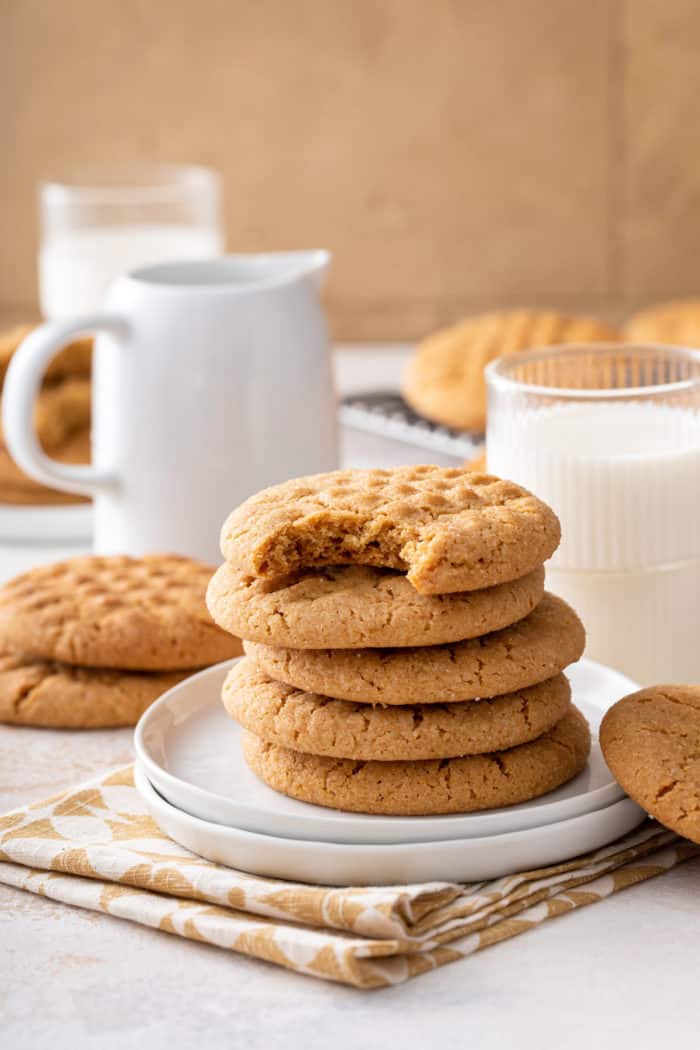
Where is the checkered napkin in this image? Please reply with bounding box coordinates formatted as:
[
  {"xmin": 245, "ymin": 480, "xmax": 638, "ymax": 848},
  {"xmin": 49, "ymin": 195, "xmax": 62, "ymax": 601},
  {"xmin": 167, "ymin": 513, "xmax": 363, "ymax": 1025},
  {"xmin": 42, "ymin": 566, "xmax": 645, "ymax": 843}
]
[{"xmin": 0, "ymin": 765, "xmax": 696, "ymax": 988}]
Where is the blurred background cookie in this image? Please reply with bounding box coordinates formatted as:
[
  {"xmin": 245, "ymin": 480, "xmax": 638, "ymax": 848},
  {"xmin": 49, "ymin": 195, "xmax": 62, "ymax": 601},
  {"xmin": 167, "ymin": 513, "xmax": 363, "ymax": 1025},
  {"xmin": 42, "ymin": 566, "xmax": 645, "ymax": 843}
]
[
  {"xmin": 0, "ymin": 426, "xmax": 90, "ymax": 505},
  {"xmin": 465, "ymin": 451, "xmax": 487, "ymax": 473},
  {"xmin": 403, "ymin": 310, "xmax": 620, "ymax": 433},
  {"xmin": 0, "ymin": 323, "xmax": 92, "ymax": 506},
  {"xmin": 27, "ymin": 376, "xmax": 91, "ymax": 450},
  {"xmin": 624, "ymin": 300, "xmax": 700, "ymax": 346},
  {"xmin": 0, "ymin": 324, "xmax": 92, "ymax": 386}
]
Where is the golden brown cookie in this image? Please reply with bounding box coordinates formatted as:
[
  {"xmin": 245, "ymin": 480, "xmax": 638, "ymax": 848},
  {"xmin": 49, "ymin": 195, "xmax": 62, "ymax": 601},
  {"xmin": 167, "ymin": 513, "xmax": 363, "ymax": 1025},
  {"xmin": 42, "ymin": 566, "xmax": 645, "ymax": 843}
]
[
  {"xmin": 464, "ymin": 451, "xmax": 487, "ymax": 473},
  {"xmin": 0, "ymin": 427, "xmax": 90, "ymax": 506},
  {"xmin": 223, "ymin": 659, "xmax": 571, "ymax": 761},
  {"xmin": 242, "ymin": 706, "xmax": 590, "ymax": 815},
  {"xmin": 600, "ymin": 685, "xmax": 700, "ymax": 845},
  {"xmin": 0, "ymin": 555, "xmax": 242, "ymax": 671},
  {"xmin": 30, "ymin": 376, "xmax": 91, "ymax": 451},
  {"xmin": 0, "ymin": 324, "xmax": 92, "ymax": 386},
  {"xmin": 624, "ymin": 300, "xmax": 700, "ymax": 347},
  {"xmin": 0, "ymin": 376, "xmax": 91, "ymax": 453},
  {"xmin": 0, "ymin": 652, "xmax": 187, "ymax": 728},
  {"xmin": 207, "ymin": 562, "xmax": 544, "ymax": 649},
  {"xmin": 220, "ymin": 466, "xmax": 560, "ymax": 595},
  {"xmin": 403, "ymin": 310, "xmax": 619, "ymax": 432},
  {"xmin": 0, "ymin": 329, "xmax": 91, "ymax": 506},
  {"xmin": 0, "ymin": 480, "xmax": 86, "ymax": 506},
  {"xmin": 245, "ymin": 593, "xmax": 584, "ymax": 705}
]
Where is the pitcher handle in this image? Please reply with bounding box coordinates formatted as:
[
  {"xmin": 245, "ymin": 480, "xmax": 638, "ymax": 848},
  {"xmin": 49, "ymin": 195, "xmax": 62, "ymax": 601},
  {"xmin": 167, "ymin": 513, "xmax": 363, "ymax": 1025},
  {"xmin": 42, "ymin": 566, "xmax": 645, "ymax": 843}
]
[{"xmin": 2, "ymin": 315, "xmax": 127, "ymax": 497}]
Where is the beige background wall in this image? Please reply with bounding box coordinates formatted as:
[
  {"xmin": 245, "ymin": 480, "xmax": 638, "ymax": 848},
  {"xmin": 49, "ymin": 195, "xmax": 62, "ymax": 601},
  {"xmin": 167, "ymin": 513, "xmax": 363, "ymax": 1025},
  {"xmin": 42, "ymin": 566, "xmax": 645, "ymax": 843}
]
[{"xmin": 2, "ymin": 0, "xmax": 700, "ymax": 340}]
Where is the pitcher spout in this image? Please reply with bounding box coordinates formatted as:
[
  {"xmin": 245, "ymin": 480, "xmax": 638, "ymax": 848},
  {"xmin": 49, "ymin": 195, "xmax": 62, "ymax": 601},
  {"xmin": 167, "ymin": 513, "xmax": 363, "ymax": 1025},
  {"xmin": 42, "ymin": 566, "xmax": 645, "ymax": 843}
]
[
  {"xmin": 307, "ymin": 249, "xmax": 331, "ymax": 290},
  {"xmin": 277, "ymin": 249, "xmax": 330, "ymax": 291},
  {"xmin": 126, "ymin": 251, "xmax": 331, "ymax": 293}
]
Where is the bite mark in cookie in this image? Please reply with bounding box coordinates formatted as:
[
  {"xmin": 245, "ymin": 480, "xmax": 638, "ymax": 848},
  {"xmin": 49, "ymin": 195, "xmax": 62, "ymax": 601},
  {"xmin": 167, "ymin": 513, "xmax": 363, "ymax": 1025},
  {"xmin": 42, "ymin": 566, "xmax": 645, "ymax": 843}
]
[{"xmin": 220, "ymin": 466, "xmax": 560, "ymax": 595}]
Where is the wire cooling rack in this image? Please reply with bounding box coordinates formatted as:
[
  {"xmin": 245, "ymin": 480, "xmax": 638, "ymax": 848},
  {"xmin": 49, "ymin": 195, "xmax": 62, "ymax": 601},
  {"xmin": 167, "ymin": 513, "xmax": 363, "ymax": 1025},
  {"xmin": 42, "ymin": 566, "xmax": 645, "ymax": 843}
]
[{"xmin": 339, "ymin": 391, "xmax": 482, "ymax": 460}]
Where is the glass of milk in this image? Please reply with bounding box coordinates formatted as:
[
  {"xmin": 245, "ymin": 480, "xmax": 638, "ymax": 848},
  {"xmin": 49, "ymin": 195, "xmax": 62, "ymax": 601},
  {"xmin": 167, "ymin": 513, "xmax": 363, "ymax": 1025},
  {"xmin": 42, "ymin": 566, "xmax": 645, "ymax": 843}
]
[
  {"xmin": 486, "ymin": 343, "xmax": 700, "ymax": 685},
  {"xmin": 38, "ymin": 165, "xmax": 224, "ymax": 318}
]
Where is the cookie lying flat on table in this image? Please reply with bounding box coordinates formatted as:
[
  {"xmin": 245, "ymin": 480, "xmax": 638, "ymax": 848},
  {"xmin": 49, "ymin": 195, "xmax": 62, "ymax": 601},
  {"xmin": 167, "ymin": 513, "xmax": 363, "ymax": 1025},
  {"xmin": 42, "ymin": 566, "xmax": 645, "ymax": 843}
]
[
  {"xmin": 0, "ymin": 653, "xmax": 187, "ymax": 728},
  {"xmin": 242, "ymin": 706, "xmax": 590, "ymax": 815},
  {"xmin": 244, "ymin": 593, "xmax": 584, "ymax": 705},
  {"xmin": 623, "ymin": 300, "xmax": 700, "ymax": 347},
  {"xmin": 0, "ymin": 554, "xmax": 242, "ymax": 671},
  {"xmin": 207, "ymin": 562, "xmax": 545, "ymax": 649},
  {"xmin": 403, "ymin": 310, "xmax": 619, "ymax": 433},
  {"xmin": 220, "ymin": 466, "xmax": 560, "ymax": 595},
  {"xmin": 600, "ymin": 685, "xmax": 700, "ymax": 845},
  {"xmin": 223, "ymin": 659, "xmax": 571, "ymax": 761}
]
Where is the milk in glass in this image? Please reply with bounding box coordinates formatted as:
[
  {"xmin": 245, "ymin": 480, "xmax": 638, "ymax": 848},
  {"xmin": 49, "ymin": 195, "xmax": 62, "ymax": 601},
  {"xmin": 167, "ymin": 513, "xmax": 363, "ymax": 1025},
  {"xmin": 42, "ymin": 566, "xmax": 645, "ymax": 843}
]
[
  {"xmin": 488, "ymin": 400, "xmax": 700, "ymax": 684},
  {"xmin": 39, "ymin": 225, "xmax": 224, "ymax": 318},
  {"xmin": 38, "ymin": 167, "xmax": 223, "ymax": 317}
]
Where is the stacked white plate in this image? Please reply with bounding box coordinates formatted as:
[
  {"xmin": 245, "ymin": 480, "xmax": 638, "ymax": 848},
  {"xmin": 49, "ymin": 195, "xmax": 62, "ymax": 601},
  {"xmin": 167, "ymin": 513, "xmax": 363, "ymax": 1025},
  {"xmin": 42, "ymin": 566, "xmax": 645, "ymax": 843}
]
[
  {"xmin": 134, "ymin": 658, "xmax": 646, "ymax": 885},
  {"xmin": 0, "ymin": 503, "xmax": 92, "ymax": 543}
]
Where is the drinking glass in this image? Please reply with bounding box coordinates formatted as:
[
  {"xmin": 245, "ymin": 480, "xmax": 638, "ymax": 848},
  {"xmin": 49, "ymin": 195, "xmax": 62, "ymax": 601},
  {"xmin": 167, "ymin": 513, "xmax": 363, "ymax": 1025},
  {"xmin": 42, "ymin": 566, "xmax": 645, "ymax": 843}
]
[
  {"xmin": 486, "ymin": 343, "xmax": 700, "ymax": 684},
  {"xmin": 38, "ymin": 165, "xmax": 224, "ymax": 318}
]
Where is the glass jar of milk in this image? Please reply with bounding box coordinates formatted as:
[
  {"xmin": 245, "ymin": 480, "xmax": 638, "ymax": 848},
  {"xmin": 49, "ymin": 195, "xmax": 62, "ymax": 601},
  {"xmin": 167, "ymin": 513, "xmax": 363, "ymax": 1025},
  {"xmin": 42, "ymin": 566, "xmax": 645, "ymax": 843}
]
[
  {"xmin": 486, "ymin": 343, "xmax": 700, "ymax": 685},
  {"xmin": 38, "ymin": 166, "xmax": 224, "ymax": 318}
]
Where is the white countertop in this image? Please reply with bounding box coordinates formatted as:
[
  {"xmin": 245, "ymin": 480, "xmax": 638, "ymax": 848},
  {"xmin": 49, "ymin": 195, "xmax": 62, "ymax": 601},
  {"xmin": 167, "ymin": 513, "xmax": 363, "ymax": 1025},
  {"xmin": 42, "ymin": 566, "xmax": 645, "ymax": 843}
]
[{"xmin": 2, "ymin": 347, "xmax": 698, "ymax": 1048}]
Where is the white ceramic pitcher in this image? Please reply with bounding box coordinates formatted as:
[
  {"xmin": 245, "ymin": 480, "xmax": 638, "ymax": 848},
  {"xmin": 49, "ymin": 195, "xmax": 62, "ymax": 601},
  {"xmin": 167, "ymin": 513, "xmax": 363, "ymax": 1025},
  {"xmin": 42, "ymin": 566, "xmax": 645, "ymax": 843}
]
[{"xmin": 3, "ymin": 252, "xmax": 338, "ymax": 562}]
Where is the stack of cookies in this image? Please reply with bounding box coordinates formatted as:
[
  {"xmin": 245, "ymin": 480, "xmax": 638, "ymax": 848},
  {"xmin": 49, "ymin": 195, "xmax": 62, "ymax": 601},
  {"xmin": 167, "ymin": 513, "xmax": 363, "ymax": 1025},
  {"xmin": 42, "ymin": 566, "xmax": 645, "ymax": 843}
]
[
  {"xmin": 208, "ymin": 466, "xmax": 590, "ymax": 817},
  {"xmin": 0, "ymin": 554, "xmax": 241, "ymax": 729},
  {"xmin": 0, "ymin": 324, "xmax": 93, "ymax": 505}
]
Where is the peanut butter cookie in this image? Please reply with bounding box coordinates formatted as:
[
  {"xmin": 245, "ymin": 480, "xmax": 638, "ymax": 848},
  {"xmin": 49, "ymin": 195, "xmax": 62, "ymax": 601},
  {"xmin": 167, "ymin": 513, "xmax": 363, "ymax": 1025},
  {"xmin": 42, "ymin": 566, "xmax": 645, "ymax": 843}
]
[
  {"xmin": 207, "ymin": 562, "xmax": 544, "ymax": 649},
  {"xmin": 0, "ymin": 324, "xmax": 92, "ymax": 385},
  {"xmin": 464, "ymin": 451, "xmax": 487, "ymax": 473},
  {"xmin": 403, "ymin": 310, "xmax": 619, "ymax": 433},
  {"xmin": 0, "ymin": 555, "xmax": 242, "ymax": 671},
  {"xmin": 30, "ymin": 377, "xmax": 91, "ymax": 451},
  {"xmin": 0, "ymin": 376, "xmax": 91, "ymax": 453},
  {"xmin": 624, "ymin": 300, "xmax": 700, "ymax": 347},
  {"xmin": 242, "ymin": 706, "xmax": 590, "ymax": 815},
  {"xmin": 0, "ymin": 652, "xmax": 187, "ymax": 728},
  {"xmin": 600, "ymin": 685, "xmax": 700, "ymax": 845},
  {"xmin": 245, "ymin": 593, "xmax": 584, "ymax": 705},
  {"xmin": 0, "ymin": 427, "xmax": 91, "ymax": 506},
  {"xmin": 224, "ymin": 659, "xmax": 571, "ymax": 761},
  {"xmin": 220, "ymin": 466, "xmax": 560, "ymax": 595}
]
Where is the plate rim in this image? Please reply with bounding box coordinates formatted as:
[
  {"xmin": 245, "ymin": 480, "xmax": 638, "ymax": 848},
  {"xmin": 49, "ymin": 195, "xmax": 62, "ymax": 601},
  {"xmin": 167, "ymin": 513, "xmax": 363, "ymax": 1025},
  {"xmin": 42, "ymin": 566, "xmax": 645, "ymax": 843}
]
[
  {"xmin": 134, "ymin": 656, "xmax": 639, "ymax": 843},
  {"xmin": 0, "ymin": 501, "xmax": 93, "ymax": 542},
  {"xmin": 134, "ymin": 762, "xmax": 646, "ymax": 856}
]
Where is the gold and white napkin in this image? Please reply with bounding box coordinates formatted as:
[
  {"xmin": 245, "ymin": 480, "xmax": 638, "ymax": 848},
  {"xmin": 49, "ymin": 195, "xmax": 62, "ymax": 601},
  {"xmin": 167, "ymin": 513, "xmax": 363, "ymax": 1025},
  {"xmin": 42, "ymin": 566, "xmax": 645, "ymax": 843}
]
[{"xmin": 0, "ymin": 765, "xmax": 696, "ymax": 988}]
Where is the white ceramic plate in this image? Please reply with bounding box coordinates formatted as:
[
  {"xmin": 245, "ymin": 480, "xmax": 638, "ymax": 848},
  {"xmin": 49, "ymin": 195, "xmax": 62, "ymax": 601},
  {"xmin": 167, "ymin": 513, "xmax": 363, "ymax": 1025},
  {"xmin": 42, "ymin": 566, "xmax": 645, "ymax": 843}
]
[
  {"xmin": 134, "ymin": 763, "xmax": 646, "ymax": 885},
  {"xmin": 0, "ymin": 502, "xmax": 92, "ymax": 542},
  {"xmin": 135, "ymin": 657, "xmax": 639, "ymax": 845}
]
